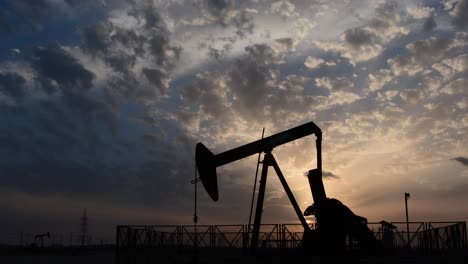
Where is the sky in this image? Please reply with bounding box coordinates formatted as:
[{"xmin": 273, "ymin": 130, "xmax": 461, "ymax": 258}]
[{"xmin": 0, "ymin": 0, "xmax": 467, "ymax": 244}]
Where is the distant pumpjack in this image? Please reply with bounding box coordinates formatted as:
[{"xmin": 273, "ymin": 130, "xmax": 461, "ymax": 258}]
[
  {"xmin": 34, "ymin": 232, "xmax": 50, "ymax": 248},
  {"xmin": 195, "ymin": 121, "xmax": 377, "ymax": 255}
]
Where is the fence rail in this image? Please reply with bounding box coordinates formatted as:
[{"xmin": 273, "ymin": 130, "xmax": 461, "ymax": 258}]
[
  {"xmin": 115, "ymin": 223, "xmax": 309, "ymax": 250},
  {"xmin": 114, "ymin": 221, "xmax": 467, "ymax": 264},
  {"xmin": 116, "ymin": 221, "xmax": 466, "ymax": 251}
]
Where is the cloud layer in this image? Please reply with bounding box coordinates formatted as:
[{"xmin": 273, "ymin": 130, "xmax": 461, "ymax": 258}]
[{"xmin": 0, "ymin": 0, "xmax": 467, "ymax": 242}]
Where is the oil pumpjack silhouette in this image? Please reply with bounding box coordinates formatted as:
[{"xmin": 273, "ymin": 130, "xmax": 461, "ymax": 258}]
[{"xmin": 196, "ymin": 121, "xmax": 378, "ymax": 255}]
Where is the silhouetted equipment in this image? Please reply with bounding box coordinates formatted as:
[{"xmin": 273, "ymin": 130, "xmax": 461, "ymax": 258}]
[
  {"xmin": 379, "ymin": 220, "xmax": 397, "ymax": 248},
  {"xmin": 405, "ymin": 192, "xmax": 410, "ymax": 248},
  {"xmin": 196, "ymin": 121, "xmax": 378, "ymax": 255},
  {"xmin": 34, "ymin": 232, "xmax": 50, "ymax": 248},
  {"xmin": 302, "ymin": 197, "xmax": 377, "ymax": 254}
]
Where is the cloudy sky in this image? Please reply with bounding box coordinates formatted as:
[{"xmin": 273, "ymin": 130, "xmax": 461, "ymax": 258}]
[{"xmin": 0, "ymin": 0, "xmax": 467, "ymax": 243}]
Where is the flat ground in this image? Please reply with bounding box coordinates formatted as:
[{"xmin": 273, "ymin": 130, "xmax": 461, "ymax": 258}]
[{"xmin": 1, "ymin": 247, "xmax": 467, "ymax": 264}]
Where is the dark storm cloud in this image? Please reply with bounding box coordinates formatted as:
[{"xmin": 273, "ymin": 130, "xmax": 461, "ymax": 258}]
[
  {"xmin": 0, "ymin": 159, "xmax": 125, "ymax": 196},
  {"xmin": 409, "ymin": 37, "xmax": 452, "ymax": 63},
  {"xmin": 367, "ymin": 0, "xmax": 402, "ymax": 38},
  {"xmin": 1, "ymin": 0, "xmax": 468, "ymax": 236},
  {"xmin": 179, "ymin": 71, "xmax": 228, "ymax": 119},
  {"xmin": 62, "ymin": 91, "xmax": 119, "ymax": 132},
  {"xmin": 177, "ymin": 50, "xmax": 271, "ymax": 123},
  {"xmin": 176, "ymin": 42, "xmax": 326, "ymax": 132},
  {"xmin": 373, "ymin": 0, "xmax": 399, "ymax": 22},
  {"xmin": 10, "ymin": 0, "xmax": 105, "ymax": 16},
  {"xmin": 206, "ymin": 0, "xmax": 232, "ymax": 17},
  {"xmin": 0, "ymin": 1, "xmax": 192, "ymax": 210},
  {"xmin": 142, "ymin": 68, "xmax": 166, "ymax": 93},
  {"xmin": 315, "ymin": 1, "xmax": 402, "ymax": 63},
  {"xmin": 452, "ymin": 157, "xmax": 468, "ymax": 166},
  {"xmin": 422, "ymin": 16, "xmax": 437, "ymax": 32},
  {"xmin": 233, "ymin": 13, "xmax": 254, "ymax": 38},
  {"xmin": 80, "ymin": 15, "xmax": 154, "ymax": 58},
  {"xmin": 0, "ymin": 10, "xmax": 13, "ymax": 34},
  {"xmin": 400, "ymin": 89, "xmax": 420, "ymax": 104},
  {"xmin": 10, "ymin": 0, "xmax": 50, "ymax": 24},
  {"xmin": 136, "ymin": 160, "xmax": 178, "ymax": 198},
  {"xmin": 65, "ymin": 0, "xmax": 107, "ymax": 8},
  {"xmin": 322, "ymin": 171, "xmax": 339, "ymax": 180},
  {"xmin": 275, "ymin": 38, "xmax": 297, "ymax": 53},
  {"xmin": 148, "ymin": 34, "xmax": 180, "ymax": 67},
  {"xmin": 388, "ymin": 36, "xmax": 454, "ymax": 76},
  {"xmin": 107, "ymin": 53, "xmax": 137, "ymax": 77},
  {"xmin": 80, "ymin": 3, "xmax": 180, "ymax": 100},
  {"xmin": 0, "ymin": 0, "xmax": 50, "ymax": 33},
  {"xmin": 81, "ymin": 22, "xmax": 112, "ymax": 55},
  {"xmin": 244, "ymin": 43, "xmax": 283, "ymax": 65},
  {"xmin": 31, "ymin": 43, "xmax": 95, "ymax": 91},
  {"xmin": 114, "ymin": 29, "xmax": 146, "ymax": 55},
  {"xmin": 65, "ymin": 0, "xmax": 83, "ymax": 7},
  {"xmin": 451, "ymin": 0, "xmax": 468, "ymax": 29},
  {"xmin": 343, "ymin": 28, "xmax": 375, "ymax": 48},
  {"xmin": 202, "ymin": 0, "xmax": 254, "ymax": 37},
  {"xmin": 0, "ymin": 0, "xmax": 111, "ymax": 36},
  {"xmin": 207, "ymin": 45, "xmax": 226, "ymax": 60},
  {"xmin": 0, "ymin": 93, "xmax": 191, "ymax": 208},
  {"xmin": 228, "ymin": 46, "xmax": 275, "ymax": 110},
  {"xmin": 177, "ymin": 39, "xmax": 332, "ymax": 129},
  {"xmin": 38, "ymin": 99, "xmax": 77, "ymax": 131},
  {"xmin": 0, "ymin": 72, "xmax": 27, "ymax": 99},
  {"xmin": 206, "ymin": 0, "xmax": 229, "ymax": 10}
]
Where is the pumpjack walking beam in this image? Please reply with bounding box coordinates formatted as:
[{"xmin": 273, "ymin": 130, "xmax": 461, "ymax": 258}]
[
  {"xmin": 195, "ymin": 121, "xmax": 323, "ymax": 251},
  {"xmin": 196, "ymin": 121, "xmax": 322, "ymax": 201}
]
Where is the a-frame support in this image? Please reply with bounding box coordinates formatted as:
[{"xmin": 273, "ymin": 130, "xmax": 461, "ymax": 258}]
[{"xmin": 250, "ymin": 151, "xmax": 311, "ymax": 253}]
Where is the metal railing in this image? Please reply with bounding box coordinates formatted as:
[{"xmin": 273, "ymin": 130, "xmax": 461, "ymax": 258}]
[
  {"xmin": 115, "ymin": 221, "xmax": 467, "ymax": 263},
  {"xmin": 115, "ymin": 223, "xmax": 309, "ymax": 250},
  {"xmin": 423, "ymin": 222, "xmax": 467, "ymax": 252}
]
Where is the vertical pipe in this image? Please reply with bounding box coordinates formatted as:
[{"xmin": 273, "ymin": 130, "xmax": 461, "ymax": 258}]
[
  {"xmin": 311, "ymin": 132, "xmax": 326, "ymax": 205},
  {"xmin": 405, "ymin": 192, "xmax": 410, "ymax": 248},
  {"xmin": 316, "ymin": 132, "xmax": 322, "ymax": 176}
]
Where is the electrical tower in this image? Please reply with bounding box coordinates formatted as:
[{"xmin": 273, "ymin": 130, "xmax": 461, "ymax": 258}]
[{"xmin": 80, "ymin": 208, "xmax": 88, "ymax": 246}]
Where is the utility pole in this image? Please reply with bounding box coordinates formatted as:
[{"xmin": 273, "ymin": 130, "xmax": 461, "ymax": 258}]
[{"xmin": 405, "ymin": 192, "xmax": 410, "ymax": 248}]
